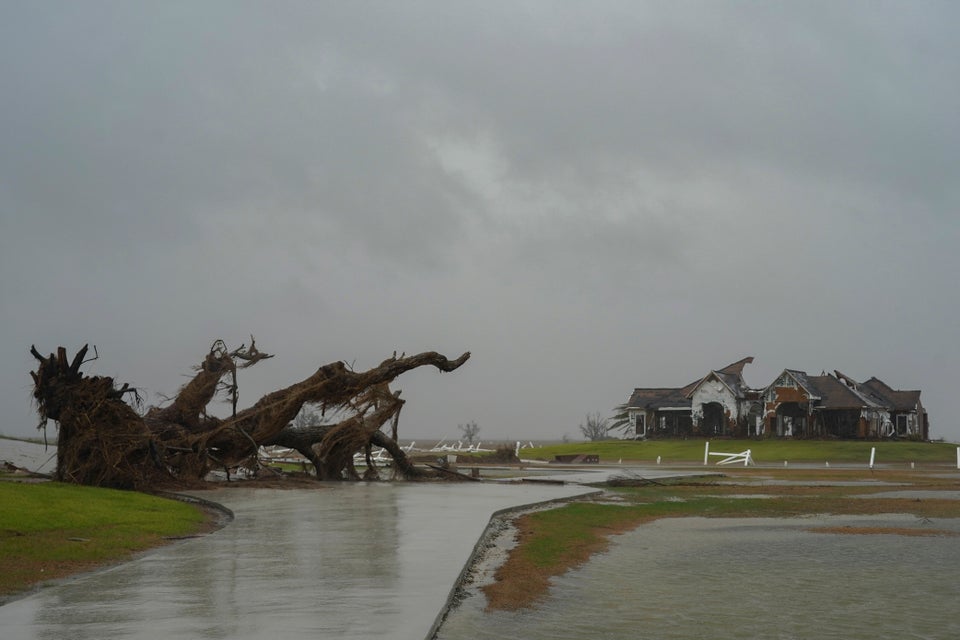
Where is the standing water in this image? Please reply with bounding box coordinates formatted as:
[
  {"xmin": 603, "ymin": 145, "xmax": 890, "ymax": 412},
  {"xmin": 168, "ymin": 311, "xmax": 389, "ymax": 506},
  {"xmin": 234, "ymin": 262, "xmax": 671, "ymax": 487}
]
[
  {"xmin": 0, "ymin": 482, "xmax": 591, "ymax": 639},
  {"xmin": 437, "ymin": 514, "xmax": 960, "ymax": 639}
]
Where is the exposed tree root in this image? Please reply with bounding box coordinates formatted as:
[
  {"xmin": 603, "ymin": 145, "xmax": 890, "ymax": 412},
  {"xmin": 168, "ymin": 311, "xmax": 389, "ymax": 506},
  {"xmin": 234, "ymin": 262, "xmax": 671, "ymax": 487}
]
[{"xmin": 31, "ymin": 340, "xmax": 469, "ymax": 489}]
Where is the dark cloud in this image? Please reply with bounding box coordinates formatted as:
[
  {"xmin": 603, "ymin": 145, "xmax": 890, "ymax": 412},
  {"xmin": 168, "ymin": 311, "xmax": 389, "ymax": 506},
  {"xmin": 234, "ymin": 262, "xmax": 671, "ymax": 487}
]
[{"xmin": 2, "ymin": 2, "xmax": 957, "ymax": 442}]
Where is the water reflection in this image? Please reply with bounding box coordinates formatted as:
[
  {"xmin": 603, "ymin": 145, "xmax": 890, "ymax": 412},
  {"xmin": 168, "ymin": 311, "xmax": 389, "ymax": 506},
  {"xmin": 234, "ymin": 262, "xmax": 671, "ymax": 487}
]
[
  {"xmin": 32, "ymin": 488, "xmax": 404, "ymax": 639},
  {"xmin": 0, "ymin": 482, "xmax": 589, "ymax": 640}
]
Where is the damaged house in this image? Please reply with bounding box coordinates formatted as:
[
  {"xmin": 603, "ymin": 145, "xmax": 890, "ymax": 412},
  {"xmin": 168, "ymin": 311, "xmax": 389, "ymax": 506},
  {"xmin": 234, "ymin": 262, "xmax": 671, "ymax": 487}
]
[
  {"xmin": 626, "ymin": 358, "xmax": 758, "ymax": 439},
  {"xmin": 625, "ymin": 358, "xmax": 928, "ymax": 440}
]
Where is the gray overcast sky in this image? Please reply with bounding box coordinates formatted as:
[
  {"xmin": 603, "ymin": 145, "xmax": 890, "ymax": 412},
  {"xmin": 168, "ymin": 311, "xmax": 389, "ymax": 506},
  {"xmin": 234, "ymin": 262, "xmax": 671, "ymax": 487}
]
[{"xmin": 2, "ymin": 1, "xmax": 958, "ymax": 443}]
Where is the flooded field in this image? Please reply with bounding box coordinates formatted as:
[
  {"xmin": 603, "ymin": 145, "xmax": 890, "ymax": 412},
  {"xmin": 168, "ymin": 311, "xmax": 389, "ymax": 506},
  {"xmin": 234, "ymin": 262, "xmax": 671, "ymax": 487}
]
[{"xmin": 437, "ymin": 514, "xmax": 960, "ymax": 640}]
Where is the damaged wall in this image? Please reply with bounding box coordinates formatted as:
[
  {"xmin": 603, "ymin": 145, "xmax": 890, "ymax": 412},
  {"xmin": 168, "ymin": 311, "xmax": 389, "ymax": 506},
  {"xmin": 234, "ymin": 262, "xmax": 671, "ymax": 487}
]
[{"xmin": 691, "ymin": 378, "xmax": 738, "ymax": 435}]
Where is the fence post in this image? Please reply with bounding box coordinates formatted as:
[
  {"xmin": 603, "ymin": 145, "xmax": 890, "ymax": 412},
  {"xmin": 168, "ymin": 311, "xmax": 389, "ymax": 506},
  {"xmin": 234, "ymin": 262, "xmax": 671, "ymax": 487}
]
[
  {"xmin": 869, "ymin": 447, "xmax": 876, "ymax": 470},
  {"xmin": 704, "ymin": 441, "xmax": 710, "ymax": 465}
]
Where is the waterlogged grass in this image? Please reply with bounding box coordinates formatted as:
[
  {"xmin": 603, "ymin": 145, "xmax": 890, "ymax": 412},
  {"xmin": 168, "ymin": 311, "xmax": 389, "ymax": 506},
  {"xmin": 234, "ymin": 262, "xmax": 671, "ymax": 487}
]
[
  {"xmin": 524, "ymin": 439, "xmax": 958, "ymax": 465},
  {"xmin": 485, "ymin": 498, "xmax": 722, "ymax": 611},
  {"xmin": 484, "ymin": 467, "xmax": 960, "ymax": 610},
  {"xmin": 0, "ymin": 482, "xmax": 205, "ymax": 598},
  {"xmin": 519, "ymin": 500, "xmax": 702, "ymax": 566}
]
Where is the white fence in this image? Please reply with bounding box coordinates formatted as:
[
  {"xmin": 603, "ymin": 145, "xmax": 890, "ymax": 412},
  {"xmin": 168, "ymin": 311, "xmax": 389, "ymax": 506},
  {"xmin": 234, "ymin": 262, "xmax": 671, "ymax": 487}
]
[{"xmin": 703, "ymin": 441, "xmax": 754, "ymax": 466}]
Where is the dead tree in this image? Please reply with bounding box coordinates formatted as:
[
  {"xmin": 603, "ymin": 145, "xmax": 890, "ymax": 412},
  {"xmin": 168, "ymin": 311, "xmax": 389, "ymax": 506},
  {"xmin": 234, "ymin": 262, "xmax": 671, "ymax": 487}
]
[{"xmin": 30, "ymin": 340, "xmax": 470, "ymax": 489}]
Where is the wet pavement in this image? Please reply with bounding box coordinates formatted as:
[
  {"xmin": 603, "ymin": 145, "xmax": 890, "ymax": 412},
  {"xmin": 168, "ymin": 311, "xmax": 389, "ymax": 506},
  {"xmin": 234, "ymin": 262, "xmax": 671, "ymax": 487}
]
[
  {"xmin": 1, "ymin": 482, "xmax": 595, "ymax": 639},
  {"xmin": 0, "ymin": 438, "xmax": 57, "ymax": 474}
]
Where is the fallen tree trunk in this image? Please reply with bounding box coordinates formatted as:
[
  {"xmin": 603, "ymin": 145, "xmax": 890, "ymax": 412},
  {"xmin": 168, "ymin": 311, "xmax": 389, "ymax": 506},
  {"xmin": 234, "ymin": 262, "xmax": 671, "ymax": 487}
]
[
  {"xmin": 30, "ymin": 340, "xmax": 469, "ymax": 489},
  {"xmin": 266, "ymin": 419, "xmax": 436, "ymax": 481}
]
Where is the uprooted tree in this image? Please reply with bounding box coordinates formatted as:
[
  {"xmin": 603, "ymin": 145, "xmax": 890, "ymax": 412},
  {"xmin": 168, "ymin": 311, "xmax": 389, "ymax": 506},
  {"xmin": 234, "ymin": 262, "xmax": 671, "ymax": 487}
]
[{"xmin": 30, "ymin": 339, "xmax": 470, "ymax": 489}]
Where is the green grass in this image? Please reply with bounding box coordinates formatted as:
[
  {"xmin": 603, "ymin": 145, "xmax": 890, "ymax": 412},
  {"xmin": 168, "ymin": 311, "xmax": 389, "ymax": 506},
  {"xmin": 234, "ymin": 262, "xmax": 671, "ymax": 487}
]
[
  {"xmin": 522, "ymin": 500, "xmax": 692, "ymax": 568},
  {"xmin": 0, "ymin": 482, "xmax": 205, "ymax": 597},
  {"xmin": 523, "ymin": 439, "xmax": 958, "ymax": 464}
]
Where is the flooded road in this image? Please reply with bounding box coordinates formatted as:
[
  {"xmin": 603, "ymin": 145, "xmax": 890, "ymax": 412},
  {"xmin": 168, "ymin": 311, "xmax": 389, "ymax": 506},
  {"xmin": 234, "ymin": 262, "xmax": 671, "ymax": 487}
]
[
  {"xmin": 438, "ymin": 514, "xmax": 960, "ymax": 640},
  {"xmin": 0, "ymin": 482, "xmax": 591, "ymax": 640}
]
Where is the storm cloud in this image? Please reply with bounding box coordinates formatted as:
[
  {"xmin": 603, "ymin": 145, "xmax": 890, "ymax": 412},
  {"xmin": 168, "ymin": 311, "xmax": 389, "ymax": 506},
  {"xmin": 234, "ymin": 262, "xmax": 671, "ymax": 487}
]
[{"xmin": 2, "ymin": 1, "xmax": 957, "ymax": 442}]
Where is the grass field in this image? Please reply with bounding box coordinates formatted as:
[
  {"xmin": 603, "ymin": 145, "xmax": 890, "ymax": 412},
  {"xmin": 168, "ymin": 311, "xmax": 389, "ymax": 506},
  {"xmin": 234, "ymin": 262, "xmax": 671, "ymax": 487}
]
[
  {"xmin": 0, "ymin": 481, "xmax": 205, "ymax": 599},
  {"xmin": 517, "ymin": 439, "xmax": 958, "ymax": 465}
]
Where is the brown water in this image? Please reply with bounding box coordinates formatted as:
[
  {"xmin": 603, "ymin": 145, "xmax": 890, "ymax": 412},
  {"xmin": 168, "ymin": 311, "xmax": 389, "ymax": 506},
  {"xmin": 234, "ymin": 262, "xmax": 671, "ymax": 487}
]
[{"xmin": 437, "ymin": 515, "xmax": 960, "ymax": 639}]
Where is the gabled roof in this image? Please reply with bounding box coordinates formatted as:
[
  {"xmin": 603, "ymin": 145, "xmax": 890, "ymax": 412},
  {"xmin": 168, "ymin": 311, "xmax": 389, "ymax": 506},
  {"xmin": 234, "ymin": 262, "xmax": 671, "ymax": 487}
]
[
  {"xmin": 762, "ymin": 368, "xmax": 821, "ymax": 400},
  {"xmin": 806, "ymin": 374, "xmax": 874, "ymax": 409},
  {"xmin": 861, "ymin": 377, "xmax": 922, "ymax": 411},
  {"xmin": 628, "ymin": 359, "xmax": 754, "ymax": 410},
  {"xmin": 833, "ymin": 371, "xmax": 896, "ymax": 409},
  {"xmin": 687, "ymin": 370, "xmax": 738, "ymax": 399},
  {"xmin": 686, "ymin": 357, "xmax": 754, "ymax": 399},
  {"xmin": 764, "ymin": 369, "xmax": 919, "ymax": 412}
]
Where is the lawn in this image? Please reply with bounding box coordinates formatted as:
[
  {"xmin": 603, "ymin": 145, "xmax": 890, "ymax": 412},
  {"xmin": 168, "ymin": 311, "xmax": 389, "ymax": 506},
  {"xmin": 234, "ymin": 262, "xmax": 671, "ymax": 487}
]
[
  {"xmin": 520, "ymin": 439, "xmax": 958, "ymax": 465},
  {"xmin": 0, "ymin": 481, "xmax": 205, "ymax": 599}
]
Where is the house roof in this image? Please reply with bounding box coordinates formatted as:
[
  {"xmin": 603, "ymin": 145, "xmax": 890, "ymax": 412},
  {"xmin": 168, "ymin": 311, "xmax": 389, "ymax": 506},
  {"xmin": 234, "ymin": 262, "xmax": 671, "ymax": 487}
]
[
  {"xmin": 861, "ymin": 377, "xmax": 922, "ymax": 411},
  {"xmin": 761, "ymin": 368, "xmax": 821, "ymax": 400},
  {"xmin": 762, "ymin": 369, "xmax": 922, "ymax": 412},
  {"xmin": 806, "ymin": 375, "xmax": 873, "ymax": 410},
  {"xmin": 686, "ymin": 357, "xmax": 755, "ymax": 399},
  {"xmin": 629, "ymin": 357, "xmax": 756, "ymax": 409},
  {"xmin": 833, "ymin": 370, "xmax": 920, "ymax": 410},
  {"xmin": 764, "ymin": 369, "xmax": 880, "ymax": 410},
  {"xmin": 715, "ymin": 370, "xmax": 747, "ymax": 397},
  {"xmin": 627, "ymin": 387, "xmax": 692, "ymax": 410},
  {"xmin": 717, "ymin": 357, "xmax": 754, "ymax": 377},
  {"xmin": 628, "ymin": 360, "xmax": 925, "ymax": 417},
  {"xmin": 687, "ymin": 370, "xmax": 738, "ymax": 399},
  {"xmin": 785, "ymin": 369, "xmax": 819, "ymax": 397}
]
